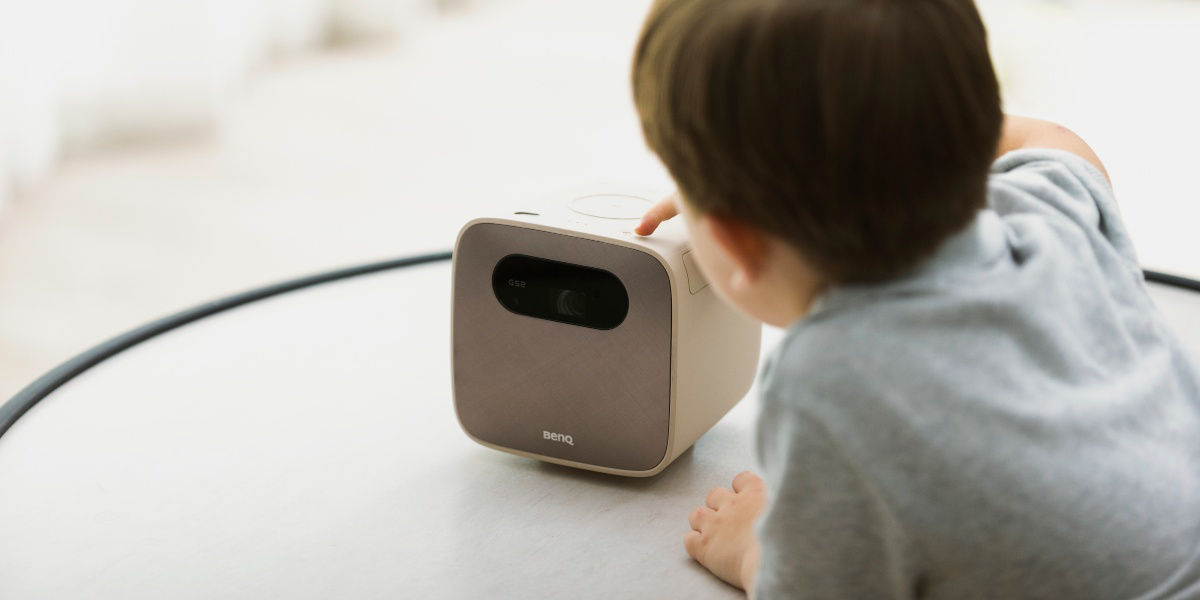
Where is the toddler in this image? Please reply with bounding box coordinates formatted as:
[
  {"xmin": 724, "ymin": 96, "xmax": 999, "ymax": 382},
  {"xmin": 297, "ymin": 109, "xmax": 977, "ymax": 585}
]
[{"xmin": 631, "ymin": 0, "xmax": 1200, "ymax": 598}]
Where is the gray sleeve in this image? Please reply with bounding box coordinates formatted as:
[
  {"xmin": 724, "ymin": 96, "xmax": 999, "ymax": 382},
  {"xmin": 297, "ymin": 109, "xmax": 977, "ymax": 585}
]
[
  {"xmin": 989, "ymin": 148, "xmax": 1140, "ymax": 273},
  {"xmin": 753, "ymin": 394, "xmax": 917, "ymax": 599}
]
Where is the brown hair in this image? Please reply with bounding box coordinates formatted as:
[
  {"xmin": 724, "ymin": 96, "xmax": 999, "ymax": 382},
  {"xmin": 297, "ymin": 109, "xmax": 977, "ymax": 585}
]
[{"xmin": 632, "ymin": 0, "xmax": 1003, "ymax": 283}]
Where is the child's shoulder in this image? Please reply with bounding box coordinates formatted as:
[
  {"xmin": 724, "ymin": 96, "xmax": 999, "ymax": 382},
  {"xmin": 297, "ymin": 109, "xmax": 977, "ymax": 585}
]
[
  {"xmin": 988, "ymin": 148, "xmax": 1140, "ymax": 274},
  {"xmin": 761, "ymin": 148, "xmax": 1160, "ymax": 426}
]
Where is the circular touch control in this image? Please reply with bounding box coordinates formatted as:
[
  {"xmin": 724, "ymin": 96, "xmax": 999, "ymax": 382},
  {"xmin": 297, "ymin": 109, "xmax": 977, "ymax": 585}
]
[{"xmin": 569, "ymin": 194, "xmax": 653, "ymax": 220}]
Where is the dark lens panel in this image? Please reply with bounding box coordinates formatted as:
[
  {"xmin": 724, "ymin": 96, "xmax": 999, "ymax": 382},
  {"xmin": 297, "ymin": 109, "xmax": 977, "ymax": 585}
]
[{"xmin": 492, "ymin": 254, "xmax": 629, "ymax": 330}]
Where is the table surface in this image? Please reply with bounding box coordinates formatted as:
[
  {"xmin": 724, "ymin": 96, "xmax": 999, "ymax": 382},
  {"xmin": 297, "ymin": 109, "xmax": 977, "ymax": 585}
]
[{"xmin": 1, "ymin": 262, "xmax": 1198, "ymax": 600}]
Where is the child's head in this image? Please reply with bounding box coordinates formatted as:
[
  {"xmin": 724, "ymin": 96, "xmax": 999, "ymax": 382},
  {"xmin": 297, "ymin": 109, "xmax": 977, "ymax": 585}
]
[{"xmin": 632, "ymin": 0, "xmax": 1002, "ymax": 325}]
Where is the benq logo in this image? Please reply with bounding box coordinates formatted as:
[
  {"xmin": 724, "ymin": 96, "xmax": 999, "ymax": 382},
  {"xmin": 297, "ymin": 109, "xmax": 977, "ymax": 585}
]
[
  {"xmin": 543, "ymin": 430, "xmax": 574, "ymax": 446},
  {"xmin": 507, "ymin": 279, "xmax": 526, "ymax": 288}
]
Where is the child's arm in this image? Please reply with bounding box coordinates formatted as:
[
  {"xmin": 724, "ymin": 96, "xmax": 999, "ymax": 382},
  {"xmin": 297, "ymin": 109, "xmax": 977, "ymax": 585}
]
[
  {"xmin": 992, "ymin": 114, "xmax": 1140, "ymax": 274},
  {"xmin": 997, "ymin": 115, "xmax": 1110, "ymax": 181}
]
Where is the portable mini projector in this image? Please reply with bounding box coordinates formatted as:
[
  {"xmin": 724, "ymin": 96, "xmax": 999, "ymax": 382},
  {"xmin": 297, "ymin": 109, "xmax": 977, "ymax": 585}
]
[{"xmin": 451, "ymin": 187, "xmax": 761, "ymax": 477}]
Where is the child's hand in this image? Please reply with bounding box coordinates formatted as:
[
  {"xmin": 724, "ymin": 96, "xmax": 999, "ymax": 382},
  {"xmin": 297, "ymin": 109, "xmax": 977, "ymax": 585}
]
[
  {"xmin": 686, "ymin": 471, "xmax": 766, "ymax": 593},
  {"xmin": 634, "ymin": 192, "xmax": 680, "ymax": 236}
]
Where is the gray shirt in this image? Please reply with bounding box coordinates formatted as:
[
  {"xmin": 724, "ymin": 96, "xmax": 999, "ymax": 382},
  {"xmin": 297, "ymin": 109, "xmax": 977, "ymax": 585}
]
[{"xmin": 753, "ymin": 149, "xmax": 1200, "ymax": 599}]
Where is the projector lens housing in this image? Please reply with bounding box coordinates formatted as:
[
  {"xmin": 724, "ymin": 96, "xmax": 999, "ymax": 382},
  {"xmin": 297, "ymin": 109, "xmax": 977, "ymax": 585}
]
[{"xmin": 491, "ymin": 254, "xmax": 629, "ymax": 330}]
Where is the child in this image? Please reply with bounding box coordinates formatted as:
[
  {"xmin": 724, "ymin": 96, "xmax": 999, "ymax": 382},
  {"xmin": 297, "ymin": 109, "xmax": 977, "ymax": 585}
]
[{"xmin": 630, "ymin": 0, "xmax": 1200, "ymax": 598}]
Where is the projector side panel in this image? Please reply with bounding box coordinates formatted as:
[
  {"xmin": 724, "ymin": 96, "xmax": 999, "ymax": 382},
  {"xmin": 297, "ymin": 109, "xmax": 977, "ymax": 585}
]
[
  {"xmin": 669, "ymin": 284, "xmax": 762, "ymax": 461},
  {"xmin": 452, "ymin": 221, "xmax": 673, "ymax": 473}
]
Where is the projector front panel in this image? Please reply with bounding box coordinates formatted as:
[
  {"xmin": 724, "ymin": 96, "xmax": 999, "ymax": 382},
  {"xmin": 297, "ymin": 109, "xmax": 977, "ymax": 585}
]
[{"xmin": 453, "ymin": 223, "xmax": 672, "ymax": 472}]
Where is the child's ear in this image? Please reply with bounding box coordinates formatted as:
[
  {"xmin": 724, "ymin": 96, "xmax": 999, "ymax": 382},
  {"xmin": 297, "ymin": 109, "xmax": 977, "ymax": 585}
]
[{"xmin": 705, "ymin": 212, "xmax": 769, "ymax": 289}]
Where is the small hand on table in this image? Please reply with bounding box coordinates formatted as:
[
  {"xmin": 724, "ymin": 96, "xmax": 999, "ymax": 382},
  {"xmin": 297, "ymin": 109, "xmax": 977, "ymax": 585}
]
[{"xmin": 686, "ymin": 471, "xmax": 767, "ymax": 594}]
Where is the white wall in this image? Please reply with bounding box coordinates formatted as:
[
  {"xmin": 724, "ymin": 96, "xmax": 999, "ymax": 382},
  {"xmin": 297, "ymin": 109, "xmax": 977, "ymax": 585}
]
[
  {"xmin": 979, "ymin": 0, "xmax": 1200, "ymax": 276},
  {"xmin": 0, "ymin": 0, "xmax": 431, "ymax": 210}
]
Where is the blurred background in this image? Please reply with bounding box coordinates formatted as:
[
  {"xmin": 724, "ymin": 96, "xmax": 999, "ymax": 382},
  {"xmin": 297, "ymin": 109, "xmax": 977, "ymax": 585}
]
[{"xmin": 1, "ymin": 0, "xmax": 1198, "ymax": 400}]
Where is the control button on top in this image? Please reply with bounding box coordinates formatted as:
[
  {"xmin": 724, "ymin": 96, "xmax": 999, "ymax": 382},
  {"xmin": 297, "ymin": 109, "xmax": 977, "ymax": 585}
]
[{"xmin": 569, "ymin": 194, "xmax": 653, "ymax": 220}]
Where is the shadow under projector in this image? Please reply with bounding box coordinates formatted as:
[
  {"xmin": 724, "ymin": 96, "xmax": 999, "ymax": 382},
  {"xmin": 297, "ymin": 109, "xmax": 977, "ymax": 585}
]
[{"xmin": 452, "ymin": 188, "xmax": 761, "ymax": 477}]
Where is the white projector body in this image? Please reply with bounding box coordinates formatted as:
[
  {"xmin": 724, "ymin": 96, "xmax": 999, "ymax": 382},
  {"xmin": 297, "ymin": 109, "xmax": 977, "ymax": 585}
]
[{"xmin": 451, "ymin": 188, "xmax": 761, "ymax": 477}]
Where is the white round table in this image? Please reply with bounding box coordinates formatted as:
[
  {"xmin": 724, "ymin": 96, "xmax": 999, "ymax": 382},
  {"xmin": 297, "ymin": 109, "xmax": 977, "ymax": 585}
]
[
  {"xmin": 1, "ymin": 259, "xmax": 1197, "ymax": 599},
  {"xmin": 0, "ymin": 259, "xmax": 777, "ymax": 599}
]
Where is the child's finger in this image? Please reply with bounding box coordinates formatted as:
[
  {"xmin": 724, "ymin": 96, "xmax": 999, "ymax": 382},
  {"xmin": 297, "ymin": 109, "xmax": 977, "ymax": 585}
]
[
  {"xmin": 732, "ymin": 471, "xmax": 764, "ymax": 493},
  {"xmin": 705, "ymin": 486, "xmax": 734, "ymax": 509},
  {"xmin": 689, "ymin": 505, "xmax": 715, "ymax": 531},
  {"xmin": 634, "ymin": 193, "xmax": 680, "ymax": 236},
  {"xmin": 684, "ymin": 530, "xmax": 706, "ymax": 561}
]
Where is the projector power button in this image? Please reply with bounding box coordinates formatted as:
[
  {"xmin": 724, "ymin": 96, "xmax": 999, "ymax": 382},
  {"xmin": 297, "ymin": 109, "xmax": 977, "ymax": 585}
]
[{"xmin": 569, "ymin": 194, "xmax": 653, "ymax": 220}]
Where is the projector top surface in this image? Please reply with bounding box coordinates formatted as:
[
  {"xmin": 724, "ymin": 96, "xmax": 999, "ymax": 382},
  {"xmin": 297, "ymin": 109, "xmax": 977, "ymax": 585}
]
[{"xmin": 461, "ymin": 186, "xmax": 689, "ymax": 265}]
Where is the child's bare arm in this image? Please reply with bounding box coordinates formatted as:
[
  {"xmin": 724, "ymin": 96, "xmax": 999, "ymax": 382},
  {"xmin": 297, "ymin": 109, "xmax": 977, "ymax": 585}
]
[{"xmin": 997, "ymin": 115, "xmax": 1110, "ymax": 181}]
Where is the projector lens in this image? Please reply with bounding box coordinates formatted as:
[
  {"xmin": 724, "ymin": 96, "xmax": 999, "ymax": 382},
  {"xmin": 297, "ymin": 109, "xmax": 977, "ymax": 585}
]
[
  {"xmin": 555, "ymin": 289, "xmax": 587, "ymax": 317},
  {"xmin": 491, "ymin": 254, "xmax": 628, "ymax": 329}
]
